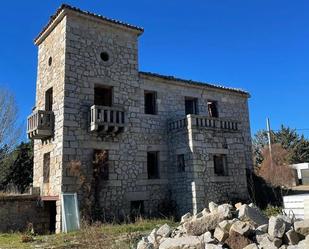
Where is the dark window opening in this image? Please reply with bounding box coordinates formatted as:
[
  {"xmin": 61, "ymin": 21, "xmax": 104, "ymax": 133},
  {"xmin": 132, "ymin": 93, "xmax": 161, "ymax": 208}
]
[
  {"xmin": 147, "ymin": 151, "xmax": 159, "ymax": 179},
  {"xmin": 185, "ymin": 97, "xmax": 198, "ymax": 115},
  {"xmin": 131, "ymin": 200, "xmax": 145, "ymax": 217},
  {"xmin": 208, "ymin": 101, "xmax": 219, "ymax": 118},
  {"xmin": 144, "ymin": 91, "xmax": 157, "ymax": 115},
  {"xmin": 100, "ymin": 52, "xmax": 109, "ymax": 62},
  {"xmin": 213, "ymin": 154, "xmax": 227, "ymax": 176},
  {"xmin": 94, "ymin": 86, "xmax": 113, "ymax": 106},
  {"xmin": 48, "ymin": 57, "xmax": 52, "ymax": 66},
  {"xmin": 93, "ymin": 149, "xmax": 109, "ymax": 180},
  {"xmin": 45, "ymin": 88, "xmax": 53, "ymax": 111},
  {"xmin": 177, "ymin": 154, "xmax": 185, "ymax": 172},
  {"xmin": 46, "ymin": 201, "xmax": 56, "ymax": 233},
  {"xmin": 43, "ymin": 152, "xmax": 50, "ymax": 183}
]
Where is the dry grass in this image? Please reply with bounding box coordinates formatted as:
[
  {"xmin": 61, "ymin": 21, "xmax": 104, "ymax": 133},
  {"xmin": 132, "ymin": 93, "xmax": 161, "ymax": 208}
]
[{"xmin": 0, "ymin": 218, "xmax": 177, "ymax": 249}]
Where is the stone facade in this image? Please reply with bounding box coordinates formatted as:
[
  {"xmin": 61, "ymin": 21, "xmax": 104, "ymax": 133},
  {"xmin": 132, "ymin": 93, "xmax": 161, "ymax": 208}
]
[{"xmin": 27, "ymin": 5, "xmax": 253, "ymax": 233}]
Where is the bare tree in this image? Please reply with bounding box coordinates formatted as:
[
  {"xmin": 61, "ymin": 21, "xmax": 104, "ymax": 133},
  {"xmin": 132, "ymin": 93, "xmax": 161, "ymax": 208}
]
[
  {"xmin": 258, "ymin": 143, "xmax": 296, "ymax": 188},
  {"xmin": 0, "ymin": 87, "xmax": 21, "ymax": 151}
]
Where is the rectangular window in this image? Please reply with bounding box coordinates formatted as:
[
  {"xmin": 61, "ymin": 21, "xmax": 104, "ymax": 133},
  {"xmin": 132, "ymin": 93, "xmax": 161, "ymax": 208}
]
[
  {"xmin": 93, "ymin": 149, "xmax": 109, "ymax": 180},
  {"xmin": 208, "ymin": 101, "xmax": 218, "ymax": 118},
  {"xmin": 185, "ymin": 97, "xmax": 198, "ymax": 115},
  {"xmin": 213, "ymin": 154, "xmax": 227, "ymax": 176},
  {"xmin": 131, "ymin": 200, "xmax": 145, "ymax": 216},
  {"xmin": 94, "ymin": 86, "xmax": 113, "ymax": 106},
  {"xmin": 147, "ymin": 151, "xmax": 159, "ymax": 179},
  {"xmin": 43, "ymin": 152, "xmax": 51, "ymax": 183},
  {"xmin": 144, "ymin": 91, "xmax": 157, "ymax": 115},
  {"xmin": 45, "ymin": 88, "xmax": 53, "ymax": 111},
  {"xmin": 177, "ymin": 154, "xmax": 185, "ymax": 172}
]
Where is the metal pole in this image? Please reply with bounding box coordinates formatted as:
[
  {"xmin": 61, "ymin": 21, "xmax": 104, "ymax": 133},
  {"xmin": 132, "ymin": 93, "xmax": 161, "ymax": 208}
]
[{"xmin": 266, "ymin": 118, "xmax": 273, "ymax": 169}]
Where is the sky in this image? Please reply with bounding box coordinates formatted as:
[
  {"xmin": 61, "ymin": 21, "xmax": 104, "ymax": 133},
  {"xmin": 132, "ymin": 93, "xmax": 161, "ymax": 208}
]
[{"xmin": 0, "ymin": 0, "xmax": 308, "ymax": 140}]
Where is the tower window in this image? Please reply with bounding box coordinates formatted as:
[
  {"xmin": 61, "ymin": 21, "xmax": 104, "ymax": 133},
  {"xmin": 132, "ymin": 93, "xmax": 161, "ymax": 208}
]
[
  {"xmin": 45, "ymin": 88, "xmax": 53, "ymax": 111},
  {"xmin": 48, "ymin": 57, "xmax": 52, "ymax": 66},
  {"xmin": 94, "ymin": 86, "xmax": 113, "ymax": 106},
  {"xmin": 213, "ymin": 154, "xmax": 227, "ymax": 176},
  {"xmin": 185, "ymin": 97, "xmax": 198, "ymax": 115},
  {"xmin": 177, "ymin": 154, "xmax": 185, "ymax": 172},
  {"xmin": 100, "ymin": 52, "xmax": 109, "ymax": 62},
  {"xmin": 147, "ymin": 151, "xmax": 159, "ymax": 179},
  {"xmin": 208, "ymin": 101, "xmax": 219, "ymax": 118},
  {"xmin": 144, "ymin": 91, "xmax": 157, "ymax": 115},
  {"xmin": 43, "ymin": 152, "xmax": 51, "ymax": 183}
]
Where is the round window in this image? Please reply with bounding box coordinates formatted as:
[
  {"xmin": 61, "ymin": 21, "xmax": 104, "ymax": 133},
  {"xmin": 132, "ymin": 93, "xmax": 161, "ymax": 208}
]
[{"xmin": 100, "ymin": 52, "xmax": 109, "ymax": 62}]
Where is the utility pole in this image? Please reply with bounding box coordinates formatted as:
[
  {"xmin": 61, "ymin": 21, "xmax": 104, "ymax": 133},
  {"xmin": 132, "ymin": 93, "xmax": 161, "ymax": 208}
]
[{"xmin": 266, "ymin": 118, "xmax": 273, "ymax": 169}]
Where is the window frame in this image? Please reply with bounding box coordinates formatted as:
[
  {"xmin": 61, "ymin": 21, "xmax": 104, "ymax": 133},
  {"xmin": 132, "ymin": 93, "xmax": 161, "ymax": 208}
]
[
  {"xmin": 147, "ymin": 151, "xmax": 160, "ymax": 179},
  {"xmin": 43, "ymin": 152, "xmax": 51, "ymax": 183},
  {"xmin": 94, "ymin": 85, "xmax": 113, "ymax": 107},
  {"xmin": 45, "ymin": 88, "xmax": 53, "ymax": 111},
  {"xmin": 177, "ymin": 154, "xmax": 185, "ymax": 172},
  {"xmin": 185, "ymin": 97, "xmax": 198, "ymax": 115},
  {"xmin": 207, "ymin": 100, "xmax": 219, "ymax": 118},
  {"xmin": 213, "ymin": 154, "xmax": 228, "ymax": 176},
  {"xmin": 144, "ymin": 90, "xmax": 157, "ymax": 115}
]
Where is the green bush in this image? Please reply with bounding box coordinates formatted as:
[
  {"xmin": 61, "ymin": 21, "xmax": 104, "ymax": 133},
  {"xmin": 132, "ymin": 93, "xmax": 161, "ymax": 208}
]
[{"xmin": 263, "ymin": 205, "xmax": 282, "ymax": 217}]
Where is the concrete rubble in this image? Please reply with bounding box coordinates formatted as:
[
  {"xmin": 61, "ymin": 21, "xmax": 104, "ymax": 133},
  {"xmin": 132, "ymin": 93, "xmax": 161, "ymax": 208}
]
[{"xmin": 137, "ymin": 202, "xmax": 309, "ymax": 249}]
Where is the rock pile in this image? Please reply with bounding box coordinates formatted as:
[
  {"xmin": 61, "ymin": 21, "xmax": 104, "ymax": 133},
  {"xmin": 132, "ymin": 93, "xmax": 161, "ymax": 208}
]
[{"xmin": 137, "ymin": 202, "xmax": 309, "ymax": 249}]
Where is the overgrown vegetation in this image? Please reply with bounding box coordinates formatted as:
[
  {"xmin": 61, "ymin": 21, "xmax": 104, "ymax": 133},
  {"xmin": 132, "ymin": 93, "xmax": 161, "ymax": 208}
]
[
  {"xmin": 0, "ymin": 142, "xmax": 33, "ymax": 193},
  {"xmin": 248, "ymin": 125, "xmax": 309, "ymax": 210},
  {"xmin": 253, "ymin": 125, "xmax": 309, "ymax": 167},
  {"xmin": 0, "ymin": 218, "xmax": 176, "ymax": 249}
]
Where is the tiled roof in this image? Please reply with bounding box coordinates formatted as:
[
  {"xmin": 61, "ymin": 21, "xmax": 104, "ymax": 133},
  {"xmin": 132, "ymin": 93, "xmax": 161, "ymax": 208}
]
[
  {"xmin": 34, "ymin": 4, "xmax": 144, "ymax": 43},
  {"xmin": 139, "ymin": 72, "xmax": 250, "ymax": 96}
]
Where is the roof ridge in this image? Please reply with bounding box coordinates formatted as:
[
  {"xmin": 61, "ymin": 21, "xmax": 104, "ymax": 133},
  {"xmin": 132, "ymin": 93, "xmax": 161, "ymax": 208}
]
[
  {"xmin": 139, "ymin": 71, "xmax": 250, "ymax": 96},
  {"xmin": 34, "ymin": 4, "xmax": 144, "ymax": 44}
]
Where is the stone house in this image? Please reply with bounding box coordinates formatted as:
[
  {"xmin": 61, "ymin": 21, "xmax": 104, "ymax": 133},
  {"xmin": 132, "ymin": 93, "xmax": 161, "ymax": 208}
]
[{"xmin": 27, "ymin": 4, "xmax": 253, "ymax": 233}]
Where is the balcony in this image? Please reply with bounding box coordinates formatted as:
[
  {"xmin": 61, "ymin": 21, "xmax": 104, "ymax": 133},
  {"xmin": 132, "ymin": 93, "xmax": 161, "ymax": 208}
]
[
  {"xmin": 169, "ymin": 114, "xmax": 240, "ymax": 132},
  {"xmin": 27, "ymin": 110, "xmax": 54, "ymax": 139},
  {"xmin": 90, "ymin": 105, "xmax": 125, "ymax": 135}
]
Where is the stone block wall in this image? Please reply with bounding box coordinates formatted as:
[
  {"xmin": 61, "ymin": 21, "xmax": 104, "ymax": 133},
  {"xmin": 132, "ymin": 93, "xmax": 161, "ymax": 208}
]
[{"xmin": 0, "ymin": 195, "xmax": 51, "ymax": 234}]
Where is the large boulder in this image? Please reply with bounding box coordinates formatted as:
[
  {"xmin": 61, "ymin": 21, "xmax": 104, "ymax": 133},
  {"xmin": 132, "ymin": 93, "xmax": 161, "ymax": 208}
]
[
  {"xmin": 209, "ymin": 202, "xmax": 219, "ymax": 213},
  {"xmin": 218, "ymin": 219, "xmax": 236, "ymax": 232},
  {"xmin": 294, "ymin": 220, "xmax": 309, "ymax": 236},
  {"xmin": 243, "ymin": 244, "xmax": 259, "ymax": 249},
  {"xmin": 199, "ymin": 231, "xmax": 216, "ymax": 244},
  {"xmin": 238, "ymin": 204, "xmax": 268, "ymax": 226},
  {"xmin": 284, "ymin": 229, "xmax": 300, "ymax": 245},
  {"xmin": 157, "ymin": 224, "xmax": 172, "ymax": 238},
  {"xmin": 217, "ymin": 204, "xmax": 233, "ymax": 219},
  {"xmin": 214, "ymin": 226, "xmax": 229, "ymax": 242},
  {"xmin": 268, "ymin": 216, "xmax": 286, "ymax": 238},
  {"xmin": 180, "ymin": 212, "xmax": 192, "ymax": 224},
  {"xmin": 205, "ymin": 244, "xmax": 224, "ymax": 249},
  {"xmin": 258, "ymin": 236, "xmax": 278, "ymax": 249},
  {"xmin": 297, "ymin": 235, "xmax": 309, "ymax": 249},
  {"xmin": 230, "ymin": 220, "xmax": 252, "ymax": 236},
  {"xmin": 184, "ymin": 212, "xmax": 225, "ymax": 236},
  {"xmin": 158, "ymin": 236, "xmax": 203, "ymax": 249},
  {"xmin": 225, "ymin": 230, "xmax": 252, "ymax": 249},
  {"xmin": 137, "ymin": 237, "xmax": 154, "ymax": 249}
]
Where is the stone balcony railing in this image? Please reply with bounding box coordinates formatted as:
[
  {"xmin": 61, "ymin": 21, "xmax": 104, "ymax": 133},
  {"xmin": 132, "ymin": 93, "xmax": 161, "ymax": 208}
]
[
  {"xmin": 168, "ymin": 114, "xmax": 240, "ymax": 132},
  {"xmin": 90, "ymin": 105, "xmax": 125, "ymax": 134},
  {"xmin": 27, "ymin": 110, "xmax": 54, "ymax": 139}
]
